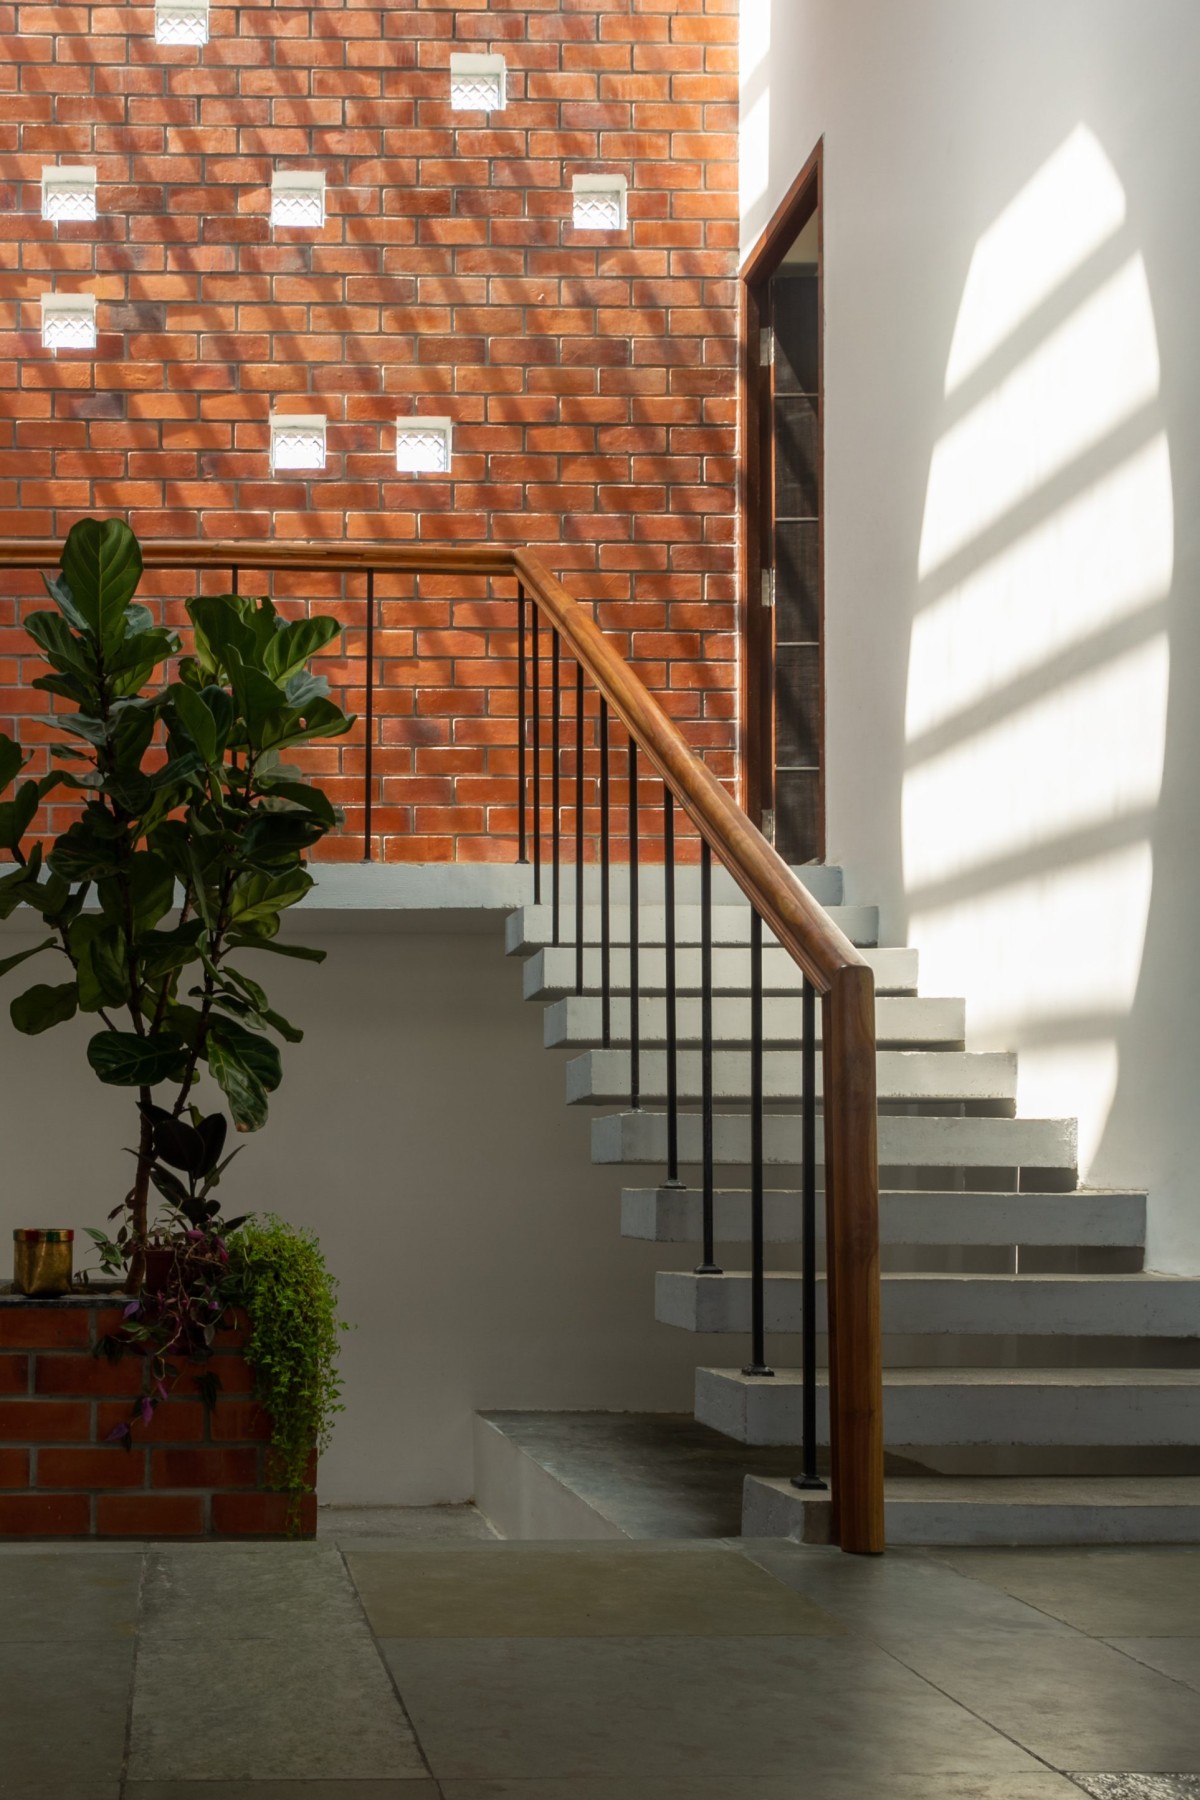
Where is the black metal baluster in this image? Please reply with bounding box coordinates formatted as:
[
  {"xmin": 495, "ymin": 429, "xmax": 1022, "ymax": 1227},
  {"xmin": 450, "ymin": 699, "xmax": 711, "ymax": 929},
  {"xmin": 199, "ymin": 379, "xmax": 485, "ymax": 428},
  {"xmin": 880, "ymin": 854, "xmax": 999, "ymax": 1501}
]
[
  {"xmin": 628, "ymin": 732, "xmax": 639, "ymax": 1110},
  {"xmin": 230, "ymin": 566, "xmax": 238, "ymax": 595},
  {"xmin": 599, "ymin": 697, "xmax": 610, "ymax": 1049},
  {"xmin": 663, "ymin": 788, "xmax": 681, "ymax": 1188},
  {"xmin": 532, "ymin": 605, "xmax": 541, "ymax": 906},
  {"xmin": 743, "ymin": 908, "xmax": 773, "ymax": 1376},
  {"xmin": 363, "ymin": 569, "xmax": 375, "ymax": 863},
  {"xmin": 551, "ymin": 631, "xmax": 561, "ymax": 945},
  {"xmin": 793, "ymin": 973, "xmax": 826, "ymax": 1489},
  {"xmin": 517, "ymin": 584, "xmax": 527, "ymax": 866},
  {"xmin": 696, "ymin": 839, "xmax": 721, "ymax": 1275},
  {"xmin": 575, "ymin": 662, "xmax": 585, "ymax": 996}
]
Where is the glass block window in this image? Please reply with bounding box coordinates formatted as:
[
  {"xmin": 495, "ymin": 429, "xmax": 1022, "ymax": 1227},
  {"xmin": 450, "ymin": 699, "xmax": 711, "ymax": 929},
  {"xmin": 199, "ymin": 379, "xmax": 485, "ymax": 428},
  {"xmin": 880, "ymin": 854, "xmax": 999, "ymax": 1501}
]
[
  {"xmin": 155, "ymin": 0, "xmax": 209, "ymax": 46},
  {"xmin": 42, "ymin": 167, "xmax": 97, "ymax": 224},
  {"xmin": 395, "ymin": 417, "xmax": 453, "ymax": 474},
  {"xmin": 269, "ymin": 413, "xmax": 327, "ymax": 475},
  {"xmin": 271, "ymin": 171, "xmax": 326, "ymax": 230},
  {"xmin": 572, "ymin": 174, "xmax": 628, "ymax": 232},
  {"xmin": 41, "ymin": 293, "xmax": 97, "ymax": 352},
  {"xmin": 449, "ymin": 54, "xmax": 506, "ymax": 112}
]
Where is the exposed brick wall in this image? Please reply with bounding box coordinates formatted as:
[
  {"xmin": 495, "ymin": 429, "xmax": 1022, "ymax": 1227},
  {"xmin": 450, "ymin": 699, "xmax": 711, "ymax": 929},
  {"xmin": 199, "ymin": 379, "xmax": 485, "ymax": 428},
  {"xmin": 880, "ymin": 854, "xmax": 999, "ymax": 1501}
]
[
  {"xmin": 0, "ymin": 0, "xmax": 740, "ymax": 862},
  {"xmin": 0, "ymin": 1294, "xmax": 317, "ymax": 1536}
]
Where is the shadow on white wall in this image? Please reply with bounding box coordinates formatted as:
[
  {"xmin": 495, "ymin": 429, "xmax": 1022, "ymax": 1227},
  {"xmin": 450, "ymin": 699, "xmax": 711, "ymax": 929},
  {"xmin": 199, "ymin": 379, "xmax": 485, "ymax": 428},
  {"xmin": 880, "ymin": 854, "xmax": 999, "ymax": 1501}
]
[{"xmin": 902, "ymin": 125, "xmax": 1173, "ymax": 1172}]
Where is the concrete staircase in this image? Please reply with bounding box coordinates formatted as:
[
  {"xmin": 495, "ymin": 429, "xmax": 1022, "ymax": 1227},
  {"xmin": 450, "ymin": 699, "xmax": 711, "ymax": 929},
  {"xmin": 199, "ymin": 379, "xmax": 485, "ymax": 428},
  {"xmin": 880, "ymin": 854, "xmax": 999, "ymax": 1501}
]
[{"xmin": 502, "ymin": 864, "xmax": 1200, "ymax": 1545}]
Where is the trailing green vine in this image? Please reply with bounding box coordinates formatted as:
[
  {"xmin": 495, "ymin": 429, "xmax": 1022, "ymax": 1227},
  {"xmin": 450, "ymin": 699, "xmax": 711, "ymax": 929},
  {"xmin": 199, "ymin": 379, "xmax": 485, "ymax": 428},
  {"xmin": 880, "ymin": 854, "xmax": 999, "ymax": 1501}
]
[{"xmin": 226, "ymin": 1216, "xmax": 347, "ymax": 1526}]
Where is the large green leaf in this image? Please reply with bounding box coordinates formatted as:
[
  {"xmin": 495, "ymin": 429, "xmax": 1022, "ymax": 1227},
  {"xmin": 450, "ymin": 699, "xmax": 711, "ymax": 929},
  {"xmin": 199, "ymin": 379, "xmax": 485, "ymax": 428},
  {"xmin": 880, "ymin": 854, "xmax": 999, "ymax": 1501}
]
[
  {"xmin": 171, "ymin": 681, "xmax": 218, "ymax": 764},
  {"xmin": 97, "ymin": 854, "xmax": 174, "ymax": 933},
  {"xmin": 239, "ymin": 811, "xmax": 324, "ymax": 871},
  {"xmin": 48, "ymin": 809, "xmax": 127, "ymax": 882},
  {"xmin": 0, "ymin": 844, "xmax": 42, "ymax": 921},
  {"xmin": 75, "ymin": 925, "xmax": 129, "ymax": 1013},
  {"xmin": 188, "ymin": 595, "xmax": 255, "ymax": 678},
  {"xmin": 59, "ymin": 518, "xmax": 143, "ymax": 655},
  {"xmin": 260, "ymin": 694, "xmax": 352, "ymax": 752},
  {"xmin": 258, "ymin": 778, "xmax": 337, "ymax": 829},
  {"xmin": 226, "ymin": 935, "xmax": 326, "ymax": 964},
  {"xmin": 139, "ymin": 920, "xmax": 204, "ymax": 982},
  {"xmin": 0, "ymin": 735, "xmax": 24, "ymax": 796},
  {"xmin": 207, "ymin": 1016, "xmax": 281, "ymax": 1092},
  {"xmin": 23, "ymin": 610, "xmax": 98, "ymax": 681},
  {"xmin": 11, "ymin": 980, "xmax": 78, "ymax": 1035},
  {"xmin": 228, "ymin": 656, "xmax": 288, "ymax": 749},
  {"xmin": 263, "ymin": 616, "xmax": 341, "ymax": 684},
  {"xmin": 0, "ymin": 938, "xmax": 55, "ymax": 981},
  {"xmin": 228, "ymin": 868, "xmax": 312, "ymax": 928},
  {"xmin": 0, "ymin": 781, "xmax": 41, "ymax": 853},
  {"xmin": 42, "ymin": 570, "xmax": 91, "ymax": 632},
  {"xmin": 205, "ymin": 1035, "xmax": 268, "ymax": 1132},
  {"xmin": 86, "ymin": 1029, "xmax": 188, "ymax": 1087}
]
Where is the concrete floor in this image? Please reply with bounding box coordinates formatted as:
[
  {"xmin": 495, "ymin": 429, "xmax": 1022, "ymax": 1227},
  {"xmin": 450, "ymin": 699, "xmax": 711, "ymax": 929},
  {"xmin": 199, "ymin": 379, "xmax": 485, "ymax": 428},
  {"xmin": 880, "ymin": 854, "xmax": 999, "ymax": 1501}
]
[{"xmin": 2, "ymin": 1511, "xmax": 1200, "ymax": 1797}]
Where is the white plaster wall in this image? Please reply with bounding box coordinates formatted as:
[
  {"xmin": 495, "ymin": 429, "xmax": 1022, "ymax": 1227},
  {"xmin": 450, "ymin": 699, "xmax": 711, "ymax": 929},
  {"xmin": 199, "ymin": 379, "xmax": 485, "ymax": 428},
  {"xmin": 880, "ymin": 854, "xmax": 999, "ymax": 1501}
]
[
  {"xmin": 742, "ymin": 0, "xmax": 1200, "ymax": 1271},
  {"xmin": 0, "ymin": 919, "xmax": 701, "ymax": 1504}
]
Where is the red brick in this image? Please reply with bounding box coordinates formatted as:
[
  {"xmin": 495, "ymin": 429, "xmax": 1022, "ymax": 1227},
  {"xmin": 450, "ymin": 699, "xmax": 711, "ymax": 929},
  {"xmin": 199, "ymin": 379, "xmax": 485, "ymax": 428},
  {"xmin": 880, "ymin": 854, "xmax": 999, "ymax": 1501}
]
[
  {"xmin": 0, "ymin": 1400, "xmax": 91, "ymax": 1442},
  {"xmin": 97, "ymin": 1494, "xmax": 205, "ymax": 1536},
  {"xmin": 35, "ymin": 1353, "xmax": 147, "ymax": 1396},
  {"xmin": 151, "ymin": 1447, "xmax": 259, "ymax": 1489},
  {"xmin": 212, "ymin": 1491, "xmax": 317, "ymax": 1537},
  {"xmin": 0, "ymin": 0, "xmax": 739, "ymax": 864},
  {"xmin": 97, "ymin": 1399, "xmax": 205, "ymax": 1444},
  {"xmin": 0, "ymin": 1307, "xmax": 90, "ymax": 1349},
  {"xmin": 39, "ymin": 1446, "xmax": 149, "ymax": 1489},
  {"xmin": 208, "ymin": 1399, "xmax": 272, "ymax": 1443},
  {"xmin": 0, "ymin": 1353, "xmax": 28, "ymax": 1394},
  {"xmin": 0, "ymin": 1493, "xmax": 90, "ymax": 1535},
  {"xmin": 0, "ymin": 1448, "xmax": 29, "ymax": 1488}
]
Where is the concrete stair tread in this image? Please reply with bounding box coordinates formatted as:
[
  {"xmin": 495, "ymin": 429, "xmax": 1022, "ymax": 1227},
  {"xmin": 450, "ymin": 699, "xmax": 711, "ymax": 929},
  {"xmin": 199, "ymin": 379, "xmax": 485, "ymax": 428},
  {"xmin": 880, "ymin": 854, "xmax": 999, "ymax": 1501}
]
[
  {"xmin": 708, "ymin": 1364, "xmax": 1200, "ymax": 1389},
  {"xmin": 507, "ymin": 902, "xmax": 880, "ymax": 955},
  {"xmin": 524, "ymin": 942, "xmax": 920, "ymax": 1000},
  {"xmin": 620, "ymin": 1184, "xmax": 1147, "ymax": 1248},
  {"xmin": 543, "ymin": 992, "xmax": 967, "ymax": 1050},
  {"xmin": 595, "ymin": 1108, "xmax": 1078, "ymax": 1170},
  {"xmin": 656, "ymin": 1267, "xmax": 1200, "ymax": 1336},
  {"xmin": 569, "ymin": 1047, "xmax": 1017, "ymax": 1105},
  {"xmin": 697, "ymin": 1364, "xmax": 1200, "ymax": 1448},
  {"xmin": 743, "ymin": 1474, "xmax": 1200, "ymax": 1545}
]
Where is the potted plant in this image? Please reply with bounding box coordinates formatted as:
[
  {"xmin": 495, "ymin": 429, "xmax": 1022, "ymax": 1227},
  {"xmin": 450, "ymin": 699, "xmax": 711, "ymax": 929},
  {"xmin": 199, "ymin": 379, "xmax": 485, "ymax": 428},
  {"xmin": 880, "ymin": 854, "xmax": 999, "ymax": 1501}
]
[{"xmin": 0, "ymin": 517, "xmax": 351, "ymax": 1520}]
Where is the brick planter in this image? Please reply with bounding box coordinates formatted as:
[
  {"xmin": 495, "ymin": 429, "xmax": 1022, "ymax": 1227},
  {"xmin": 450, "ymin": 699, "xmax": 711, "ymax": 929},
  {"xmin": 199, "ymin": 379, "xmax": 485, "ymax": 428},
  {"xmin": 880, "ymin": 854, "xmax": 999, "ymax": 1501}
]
[{"xmin": 0, "ymin": 1290, "xmax": 316, "ymax": 1539}]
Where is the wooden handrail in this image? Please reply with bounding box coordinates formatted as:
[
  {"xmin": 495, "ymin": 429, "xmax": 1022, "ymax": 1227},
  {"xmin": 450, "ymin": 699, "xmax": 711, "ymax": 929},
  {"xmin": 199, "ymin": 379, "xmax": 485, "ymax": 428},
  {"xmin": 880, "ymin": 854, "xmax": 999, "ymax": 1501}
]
[{"xmin": 0, "ymin": 533, "xmax": 885, "ymax": 1551}]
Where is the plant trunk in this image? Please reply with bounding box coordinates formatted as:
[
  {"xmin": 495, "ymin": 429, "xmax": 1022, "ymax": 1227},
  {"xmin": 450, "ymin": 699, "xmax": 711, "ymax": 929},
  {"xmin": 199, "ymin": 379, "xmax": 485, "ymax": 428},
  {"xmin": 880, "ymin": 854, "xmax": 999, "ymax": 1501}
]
[{"xmin": 125, "ymin": 1091, "xmax": 154, "ymax": 1293}]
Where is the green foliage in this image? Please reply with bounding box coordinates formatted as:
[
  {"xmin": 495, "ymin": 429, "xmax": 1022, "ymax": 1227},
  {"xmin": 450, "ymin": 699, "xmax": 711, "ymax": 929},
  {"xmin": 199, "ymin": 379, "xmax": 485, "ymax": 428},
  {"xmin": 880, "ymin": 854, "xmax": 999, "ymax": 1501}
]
[
  {"xmin": 226, "ymin": 1216, "xmax": 347, "ymax": 1527},
  {"xmin": 0, "ymin": 518, "xmax": 353, "ymax": 1261}
]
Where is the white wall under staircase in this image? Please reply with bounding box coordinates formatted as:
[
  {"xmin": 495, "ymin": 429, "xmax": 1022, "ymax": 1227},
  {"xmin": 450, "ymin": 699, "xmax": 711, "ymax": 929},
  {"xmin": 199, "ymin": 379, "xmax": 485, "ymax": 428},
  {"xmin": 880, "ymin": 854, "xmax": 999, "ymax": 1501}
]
[{"xmin": 0, "ymin": 870, "xmax": 709, "ymax": 1506}]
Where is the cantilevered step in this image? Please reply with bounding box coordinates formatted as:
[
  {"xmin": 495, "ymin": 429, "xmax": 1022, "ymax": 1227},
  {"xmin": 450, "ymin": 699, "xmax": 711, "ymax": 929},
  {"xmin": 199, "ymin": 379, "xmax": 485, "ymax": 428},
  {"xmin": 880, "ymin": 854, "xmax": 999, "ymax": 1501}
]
[
  {"xmin": 567, "ymin": 1048, "xmax": 1016, "ymax": 1106},
  {"xmin": 524, "ymin": 943, "xmax": 919, "ymax": 1002},
  {"xmin": 506, "ymin": 903, "xmax": 879, "ymax": 957},
  {"xmin": 742, "ymin": 1474, "xmax": 1200, "ymax": 1547},
  {"xmin": 517, "ymin": 864, "xmax": 846, "ymax": 910},
  {"xmin": 620, "ymin": 1185, "xmax": 1147, "ymax": 1250},
  {"xmin": 695, "ymin": 1366, "xmax": 1200, "ymax": 1447},
  {"xmin": 543, "ymin": 992, "xmax": 966, "ymax": 1051},
  {"xmin": 655, "ymin": 1270, "xmax": 1200, "ymax": 1338},
  {"xmin": 593, "ymin": 1109, "xmax": 1077, "ymax": 1172}
]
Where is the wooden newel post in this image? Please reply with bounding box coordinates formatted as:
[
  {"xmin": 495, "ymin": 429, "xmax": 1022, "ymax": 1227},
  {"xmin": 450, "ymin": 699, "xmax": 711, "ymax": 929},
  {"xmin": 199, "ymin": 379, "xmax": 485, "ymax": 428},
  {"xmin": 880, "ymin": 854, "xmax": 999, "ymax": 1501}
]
[{"xmin": 823, "ymin": 962, "xmax": 885, "ymax": 1554}]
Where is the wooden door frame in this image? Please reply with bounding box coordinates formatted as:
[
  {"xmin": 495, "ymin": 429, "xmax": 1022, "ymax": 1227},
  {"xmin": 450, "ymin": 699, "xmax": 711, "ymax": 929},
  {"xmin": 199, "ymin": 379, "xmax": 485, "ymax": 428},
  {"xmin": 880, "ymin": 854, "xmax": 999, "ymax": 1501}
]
[{"xmin": 738, "ymin": 138, "xmax": 824, "ymax": 851}]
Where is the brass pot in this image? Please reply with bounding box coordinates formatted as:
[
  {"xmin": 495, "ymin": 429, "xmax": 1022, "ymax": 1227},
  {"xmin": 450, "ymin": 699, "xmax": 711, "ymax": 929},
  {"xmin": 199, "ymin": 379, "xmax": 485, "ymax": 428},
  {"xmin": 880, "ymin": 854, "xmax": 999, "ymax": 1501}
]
[{"xmin": 13, "ymin": 1228, "xmax": 75, "ymax": 1297}]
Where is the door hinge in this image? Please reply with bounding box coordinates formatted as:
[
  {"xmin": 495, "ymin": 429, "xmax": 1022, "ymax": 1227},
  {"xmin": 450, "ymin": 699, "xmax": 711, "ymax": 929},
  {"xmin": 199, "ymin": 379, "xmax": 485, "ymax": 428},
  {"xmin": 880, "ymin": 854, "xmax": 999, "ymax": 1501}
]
[
  {"xmin": 759, "ymin": 326, "xmax": 774, "ymax": 367},
  {"xmin": 760, "ymin": 567, "xmax": 775, "ymax": 608},
  {"xmin": 760, "ymin": 808, "xmax": 776, "ymax": 844}
]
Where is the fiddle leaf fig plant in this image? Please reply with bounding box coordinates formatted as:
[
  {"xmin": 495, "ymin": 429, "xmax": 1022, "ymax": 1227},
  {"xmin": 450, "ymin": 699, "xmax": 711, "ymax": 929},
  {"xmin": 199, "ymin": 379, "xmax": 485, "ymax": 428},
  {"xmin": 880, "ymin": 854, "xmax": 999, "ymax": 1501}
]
[{"xmin": 0, "ymin": 518, "xmax": 353, "ymax": 1289}]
